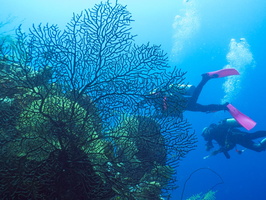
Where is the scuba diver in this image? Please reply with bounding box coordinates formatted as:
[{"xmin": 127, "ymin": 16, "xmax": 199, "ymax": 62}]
[
  {"xmin": 202, "ymin": 118, "xmax": 266, "ymax": 159},
  {"xmin": 148, "ymin": 68, "xmax": 239, "ymax": 116},
  {"xmin": 147, "ymin": 67, "xmax": 256, "ymax": 130}
]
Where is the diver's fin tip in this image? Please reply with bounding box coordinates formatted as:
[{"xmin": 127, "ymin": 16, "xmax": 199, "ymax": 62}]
[
  {"xmin": 207, "ymin": 68, "xmax": 240, "ymax": 78},
  {"xmin": 226, "ymin": 104, "xmax": 256, "ymax": 130}
]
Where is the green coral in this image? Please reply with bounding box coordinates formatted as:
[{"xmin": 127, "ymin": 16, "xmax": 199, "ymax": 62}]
[
  {"xmin": 186, "ymin": 190, "xmax": 217, "ymax": 200},
  {"xmin": 0, "ymin": 1, "xmax": 196, "ymax": 199},
  {"xmin": 14, "ymin": 95, "xmax": 99, "ymax": 161},
  {"xmin": 110, "ymin": 116, "xmax": 174, "ymax": 199}
]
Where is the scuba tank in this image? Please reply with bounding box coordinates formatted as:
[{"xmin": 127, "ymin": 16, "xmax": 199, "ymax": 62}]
[
  {"xmin": 222, "ymin": 118, "xmax": 241, "ymax": 128},
  {"xmin": 150, "ymin": 84, "xmax": 195, "ymax": 97},
  {"xmin": 168, "ymin": 84, "xmax": 195, "ymax": 96}
]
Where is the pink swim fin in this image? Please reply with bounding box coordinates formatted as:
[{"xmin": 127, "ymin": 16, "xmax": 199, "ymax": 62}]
[
  {"xmin": 227, "ymin": 104, "xmax": 256, "ymax": 130},
  {"xmin": 207, "ymin": 68, "xmax": 240, "ymax": 78}
]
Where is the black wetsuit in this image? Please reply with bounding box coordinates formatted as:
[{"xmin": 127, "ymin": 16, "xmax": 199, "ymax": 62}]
[
  {"xmin": 203, "ymin": 120, "xmax": 266, "ymax": 159},
  {"xmin": 186, "ymin": 76, "xmax": 227, "ymax": 112},
  {"xmin": 147, "ymin": 74, "xmax": 228, "ymax": 117}
]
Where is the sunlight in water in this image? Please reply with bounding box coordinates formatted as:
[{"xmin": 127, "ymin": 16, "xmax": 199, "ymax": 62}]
[
  {"xmin": 171, "ymin": 1, "xmax": 200, "ymax": 60},
  {"xmin": 221, "ymin": 38, "xmax": 255, "ymax": 103}
]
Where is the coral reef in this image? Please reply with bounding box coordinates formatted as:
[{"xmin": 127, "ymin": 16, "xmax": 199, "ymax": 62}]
[
  {"xmin": 0, "ymin": 1, "xmax": 196, "ymax": 199},
  {"xmin": 186, "ymin": 190, "xmax": 217, "ymax": 200}
]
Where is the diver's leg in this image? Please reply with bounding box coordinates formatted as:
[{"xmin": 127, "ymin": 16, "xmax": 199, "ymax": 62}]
[
  {"xmin": 248, "ymin": 131, "xmax": 266, "ymax": 139},
  {"xmin": 236, "ymin": 133, "xmax": 266, "ymax": 152},
  {"xmin": 188, "ymin": 74, "xmax": 211, "ymax": 105},
  {"xmin": 186, "ymin": 103, "xmax": 228, "ymax": 112},
  {"xmin": 240, "ymin": 141, "xmax": 266, "ymax": 152},
  {"xmin": 186, "ymin": 72, "xmax": 229, "ymax": 112}
]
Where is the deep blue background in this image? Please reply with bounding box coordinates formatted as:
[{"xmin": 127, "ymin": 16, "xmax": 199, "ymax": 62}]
[{"xmin": 1, "ymin": 0, "xmax": 266, "ymax": 199}]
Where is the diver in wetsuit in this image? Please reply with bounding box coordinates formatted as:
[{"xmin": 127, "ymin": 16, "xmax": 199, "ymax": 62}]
[
  {"xmin": 148, "ymin": 69, "xmax": 235, "ymax": 117},
  {"xmin": 185, "ymin": 73, "xmax": 229, "ymax": 112},
  {"xmin": 202, "ymin": 118, "xmax": 266, "ymax": 159}
]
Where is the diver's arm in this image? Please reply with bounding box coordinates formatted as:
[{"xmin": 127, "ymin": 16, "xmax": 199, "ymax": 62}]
[
  {"xmin": 213, "ymin": 147, "xmax": 231, "ymax": 159},
  {"xmin": 223, "ymin": 151, "xmax": 231, "ymax": 159},
  {"xmin": 205, "ymin": 140, "xmax": 214, "ymax": 151},
  {"xmin": 203, "ymin": 148, "xmax": 221, "ymax": 159},
  {"xmin": 205, "ymin": 146, "xmax": 231, "ymax": 159}
]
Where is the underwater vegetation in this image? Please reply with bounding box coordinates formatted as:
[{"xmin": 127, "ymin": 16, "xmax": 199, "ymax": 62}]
[
  {"xmin": 186, "ymin": 190, "xmax": 217, "ymax": 200},
  {"xmin": 0, "ymin": 1, "xmax": 196, "ymax": 199},
  {"xmin": 181, "ymin": 168, "xmax": 223, "ymax": 200}
]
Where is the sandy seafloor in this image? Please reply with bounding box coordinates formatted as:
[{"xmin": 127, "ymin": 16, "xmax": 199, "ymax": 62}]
[{"xmin": 1, "ymin": 0, "xmax": 266, "ymax": 199}]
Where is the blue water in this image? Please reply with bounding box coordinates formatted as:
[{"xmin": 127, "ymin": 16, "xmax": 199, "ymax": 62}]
[{"xmin": 1, "ymin": 0, "xmax": 266, "ymax": 199}]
